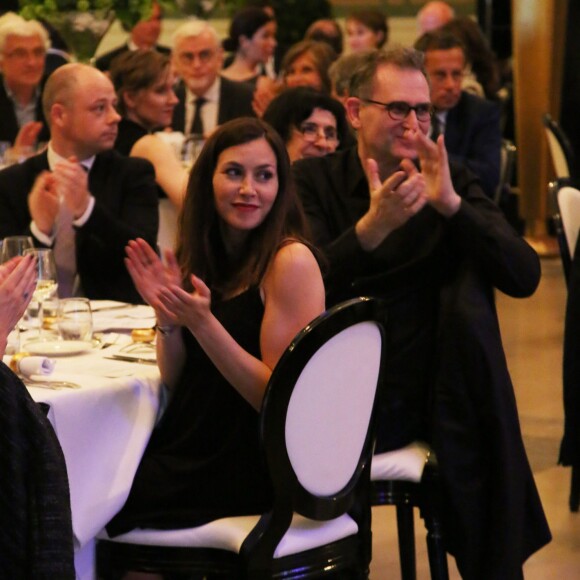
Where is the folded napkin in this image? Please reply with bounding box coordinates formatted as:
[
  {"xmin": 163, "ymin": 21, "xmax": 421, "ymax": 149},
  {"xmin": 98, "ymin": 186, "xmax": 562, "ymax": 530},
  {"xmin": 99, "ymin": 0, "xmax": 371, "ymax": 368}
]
[{"xmin": 11, "ymin": 355, "xmax": 56, "ymax": 378}]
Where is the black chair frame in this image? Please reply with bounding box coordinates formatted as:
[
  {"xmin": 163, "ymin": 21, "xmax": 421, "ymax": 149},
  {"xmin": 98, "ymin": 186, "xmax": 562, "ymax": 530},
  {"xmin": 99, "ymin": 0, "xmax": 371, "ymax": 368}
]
[
  {"xmin": 97, "ymin": 297, "xmax": 387, "ymax": 579},
  {"xmin": 371, "ymin": 456, "xmax": 448, "ymax": 580},
  {"xmin": 551, "ymin": 179, "xmax": 580, "ymax": 512}
]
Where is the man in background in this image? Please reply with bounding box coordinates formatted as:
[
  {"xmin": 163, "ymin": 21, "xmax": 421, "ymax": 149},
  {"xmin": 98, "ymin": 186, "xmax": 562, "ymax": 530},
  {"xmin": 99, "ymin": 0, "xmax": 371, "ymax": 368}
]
[
  {"xmin": 415, "ymin": 29, "xmax": 501, "ymax": 198},
  {"xmin": 170, "ymin": 20, "xmax": 255, "ymax": 138},
  {"xmin": 0, "ymin": 64, "xmax": 158, "ymax": 302},
  {"xmin": 293, "ymin": 46, "xmax": 550, "ymax": 578},
  {"xmin": 416, "ymin": 1, "xmax": 455, "ymax": 34},
  {"xmin": 0, "ymin": 14, "xmax": 50, "ymax": 151},
  {"xmin": 94, "ymin": 1, "xmax": 170, "ymax": 72}
]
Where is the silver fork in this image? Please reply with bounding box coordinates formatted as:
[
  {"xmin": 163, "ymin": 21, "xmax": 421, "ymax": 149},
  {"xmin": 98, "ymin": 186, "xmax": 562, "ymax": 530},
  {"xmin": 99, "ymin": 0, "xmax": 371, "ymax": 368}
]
[{"xmin": 22, "ymin": 376, "xmax": 81, "ymax": 389}]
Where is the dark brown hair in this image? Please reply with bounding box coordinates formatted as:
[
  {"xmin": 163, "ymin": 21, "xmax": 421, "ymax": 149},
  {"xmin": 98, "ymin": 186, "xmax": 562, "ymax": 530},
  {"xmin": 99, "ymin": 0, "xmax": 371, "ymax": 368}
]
[
  {"xmin": 281, "ymin": 40, "xmax": 337, "ymax": 93},
  {"xmin": 177, "ymin": 117, "xmax": 308, "ymax": 299},
  {"xmin": 347, "ymin": 10, "xmax": 389, "ymax": 49},
  {"xmin": 109, "ymin": 50, "xmax": 172, "ymax": 117}
]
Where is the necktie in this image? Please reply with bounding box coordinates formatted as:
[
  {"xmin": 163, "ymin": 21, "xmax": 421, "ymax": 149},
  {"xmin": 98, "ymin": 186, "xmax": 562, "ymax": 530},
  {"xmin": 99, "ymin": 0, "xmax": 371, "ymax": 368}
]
[
  {"xmin": 189, "ymin": 97, "xmax": 207, "ymax": 137},
  {"xmin": 53, "ymin": 164, "xmax": 89, "ymax": 297},
  {"xmin": 431, "ymin": 114, "xmax": 442, "ymax": 142},
  {"xmin": 53, "ymin": 203, "xmax": 76, "ymax": 298}
]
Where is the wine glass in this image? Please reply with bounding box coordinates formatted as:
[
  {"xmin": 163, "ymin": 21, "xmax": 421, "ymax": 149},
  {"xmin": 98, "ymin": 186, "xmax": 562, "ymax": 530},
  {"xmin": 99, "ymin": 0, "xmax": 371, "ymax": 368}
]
[
  {"xmin": 1, "ymin": 235, "xmax": 34, "ymax": 263},
  {"xmin": 23, "ymin": 248, "xmax": 58, "ymax": 340}
]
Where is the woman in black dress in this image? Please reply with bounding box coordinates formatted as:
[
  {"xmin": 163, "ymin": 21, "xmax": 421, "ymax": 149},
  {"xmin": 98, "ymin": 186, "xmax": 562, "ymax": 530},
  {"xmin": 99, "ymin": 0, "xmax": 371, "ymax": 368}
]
[{"xmin": 106, "ymin": 118, "xmax": 325, "ymax": 542}]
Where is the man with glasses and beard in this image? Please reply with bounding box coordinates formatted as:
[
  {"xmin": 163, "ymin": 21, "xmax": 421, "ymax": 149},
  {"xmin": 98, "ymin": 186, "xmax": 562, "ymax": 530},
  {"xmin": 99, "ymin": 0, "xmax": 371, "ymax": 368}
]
[{"xmin": 293, "ymin": 47, "xmax": 550, "ymax": 579}]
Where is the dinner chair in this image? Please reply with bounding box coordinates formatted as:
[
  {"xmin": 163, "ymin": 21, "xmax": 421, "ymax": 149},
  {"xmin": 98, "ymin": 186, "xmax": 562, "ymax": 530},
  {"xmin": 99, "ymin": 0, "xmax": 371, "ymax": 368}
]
[
  {"xmin": 494, "ymin": 138, "xmax": 517, "ymax": 206},
  {"xmin": 552, "ymin": 182, "xmax": 580, "ymax": 512},
  {"xmin": 543, "ymin": 113, "xmax": 576, "ymax": 183},
  {"xmin": 96, "ymin": 296, "xmax": 387, "ymax": 579},
  {"xmin": 370, "ymin": 444, "xmax": 448, "ymax": 580}
]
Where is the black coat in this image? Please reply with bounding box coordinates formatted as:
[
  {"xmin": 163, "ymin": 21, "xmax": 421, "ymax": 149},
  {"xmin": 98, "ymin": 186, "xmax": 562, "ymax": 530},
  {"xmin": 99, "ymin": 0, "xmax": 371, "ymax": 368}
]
[
  {"xmin": 171, "ymin": 76, "xmax": 255, "ymax": 134},
  {"xmin": 293, "ymin": 147, "xmax": 551, "ymax": 579},
  {"xmin": 444, "ymin": 91, "xmax": 501, "ymax": 199},
  {"xmin": 0, "ymin": 75, "xmax": 50, "ymax": 145},
  {"xmin": 0, "ymin": 361, "xmax": 75, "ymax": 578},
  {"xmin": 560, "ymin": 238, "xmax": 580, "ymax": 466},
  {"xmin": 0, "ymin": 150, "xmax": 159, "ymax": 303}
]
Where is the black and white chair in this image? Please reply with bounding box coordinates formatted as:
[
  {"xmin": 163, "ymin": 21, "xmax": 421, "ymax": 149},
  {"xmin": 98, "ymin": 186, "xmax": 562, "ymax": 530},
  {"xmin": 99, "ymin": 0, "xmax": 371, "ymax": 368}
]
[
  {"xmin": 552, "ymin": 182, "xmax": 580, "ymax": 284},
  {"xmin": 495, "ymin": 138, "xmax": 517, "ymax": 206},
  {"xmin": 370, "ymin": 443, "xmax": 448, "ymax": 580},
  {"xmin": 543, "ymin": 113, "xmax": 576, "ymax": 183},
  {"xmin": 96, "ymin": 297, "xmax": 386, "ymax": 579},
  {"xmin": 552, "ymin": 182, "xmax": 580, "ymax": 512}
]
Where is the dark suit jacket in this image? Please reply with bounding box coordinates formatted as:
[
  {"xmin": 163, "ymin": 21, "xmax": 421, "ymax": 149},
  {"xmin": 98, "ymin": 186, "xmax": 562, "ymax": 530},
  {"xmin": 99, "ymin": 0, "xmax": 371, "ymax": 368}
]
[
  {"xmin": 0, "ymin": 150, "xmax": 159, "ymax": 303},
  {"xmin": 444, "ymin": 91, "xmax": 501, "ymax": 199},
  {"xmin": 94, "ymin": 43, "xmax": 171, "ymax": 72},
  {"xmin": 293, "ymin": 147, "xmax": 550, "ymax": 578},
  {"xmin": 0, "ymin": 361, "xmax": 74, "ymax": 578},
  {"xmin": 0, "ymin": 75, "xmax": 50, "ymax": 145},
  {"xmin": 171, "ymin": 76, "xmax": 255, "ymax": 134}
]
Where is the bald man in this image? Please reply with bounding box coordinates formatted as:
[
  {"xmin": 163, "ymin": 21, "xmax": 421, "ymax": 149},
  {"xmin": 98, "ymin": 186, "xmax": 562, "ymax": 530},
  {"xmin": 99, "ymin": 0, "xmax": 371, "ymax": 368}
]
[
  {"xmin": 0, "ymin": 63, "xmax": 158, "ymax": 302},
  {"xmin": 417, "ymin": 1, "xmax": 455, "ymax": 34}
]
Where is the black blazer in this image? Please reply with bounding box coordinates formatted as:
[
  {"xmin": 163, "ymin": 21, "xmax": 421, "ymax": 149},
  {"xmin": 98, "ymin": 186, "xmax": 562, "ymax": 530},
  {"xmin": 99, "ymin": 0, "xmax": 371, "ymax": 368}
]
[
  {"xmin": 0, "ymin": 75, "xmax": 50, "ymax": 145},
  {"xmin": 94, "ymin": 43, "xmax": 171, "ymax": 71},
  {"xmin": 443, "ymin": 91, "xmax": 502, "ymax": 199},
  {"xmin": 0, "ymin": 150, "xmax": 159, "ymax": 303},
  {"xmin": 293, "ymin": 147, "xmax": 550, "ymax": 578},
  {"xmin": 171, "ymin": 76, "xmax": 255, "ymax": 134},
  {"xmin": 0, "ymin": 361, "xmax": 75, "ymax": 578}
]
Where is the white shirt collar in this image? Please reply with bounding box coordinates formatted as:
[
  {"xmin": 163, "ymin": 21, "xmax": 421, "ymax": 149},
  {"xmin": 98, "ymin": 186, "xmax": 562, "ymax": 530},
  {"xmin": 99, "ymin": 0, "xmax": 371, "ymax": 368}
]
[
  {"xmin": 47, "ymin": 143, "xmax": 96, "ymax": 172},
  {"xmin": 187, "ymin": 76, "xmax": 221, "ymax": 105}
]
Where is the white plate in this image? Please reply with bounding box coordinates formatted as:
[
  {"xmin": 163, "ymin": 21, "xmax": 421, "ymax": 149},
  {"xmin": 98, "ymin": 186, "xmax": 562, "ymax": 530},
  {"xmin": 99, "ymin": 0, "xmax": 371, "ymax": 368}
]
[{"xmin": 24, "ymin": 340, "xmax": 94, "ymax": 356}]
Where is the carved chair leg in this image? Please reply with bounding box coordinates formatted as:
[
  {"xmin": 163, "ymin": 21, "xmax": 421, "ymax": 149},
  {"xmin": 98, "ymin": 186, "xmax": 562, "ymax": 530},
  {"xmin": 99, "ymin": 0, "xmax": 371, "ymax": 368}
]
[{"xmin": 396, "ymin": 504, "xmax": 416, "ymax": 580}]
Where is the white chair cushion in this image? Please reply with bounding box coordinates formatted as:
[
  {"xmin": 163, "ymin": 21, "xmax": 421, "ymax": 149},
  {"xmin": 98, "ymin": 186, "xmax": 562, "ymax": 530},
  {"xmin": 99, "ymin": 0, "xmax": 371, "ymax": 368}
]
[
  {"xmin": 286, "ymin": 321, "xmax": 382, "ymax": 496},
  {"xmin": 371, "ymin": 441, "xmax": 430, "ymax": 483},
  {"xmin": 97, "ymin": 513, "xmax": 358, "ymax": 559}
]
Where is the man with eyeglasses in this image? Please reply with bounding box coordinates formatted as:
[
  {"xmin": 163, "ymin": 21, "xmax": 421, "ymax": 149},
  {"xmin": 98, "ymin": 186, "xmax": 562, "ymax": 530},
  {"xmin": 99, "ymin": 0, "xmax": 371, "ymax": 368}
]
[
  {"xmin": 415, "ymin": 29, "xmax": 501, "ymax": 198},
  {"xmin": 293, "ymin": 47, "xmax": 550, "ymax": 578},
  {"xmin": 170, "ymin": 20, "xmax": 255, "ymax": 138},
  {"xmin": 0, "ymin": 15, "xmax": 50, "ymax": 151}
]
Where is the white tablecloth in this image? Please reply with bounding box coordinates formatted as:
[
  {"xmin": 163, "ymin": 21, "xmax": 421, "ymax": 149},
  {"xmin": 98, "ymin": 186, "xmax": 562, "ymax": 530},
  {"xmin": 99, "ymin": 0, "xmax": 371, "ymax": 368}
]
[{"xmin": 6, "ymin": 302, "xmax": 162, "ymax": 579}]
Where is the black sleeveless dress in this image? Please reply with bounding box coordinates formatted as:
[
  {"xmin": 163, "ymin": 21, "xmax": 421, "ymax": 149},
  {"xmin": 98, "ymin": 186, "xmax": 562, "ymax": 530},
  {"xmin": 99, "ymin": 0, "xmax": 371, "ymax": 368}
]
[{"xmin": 106, "ymin": 287, "xmax": 273, "ymax": 536}]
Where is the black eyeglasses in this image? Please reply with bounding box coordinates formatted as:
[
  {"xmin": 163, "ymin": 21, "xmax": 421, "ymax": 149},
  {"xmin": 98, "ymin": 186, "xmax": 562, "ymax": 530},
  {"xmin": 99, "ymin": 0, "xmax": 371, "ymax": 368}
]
[
  {"xmin": 297, "ymin": 122, "xmax": 339, "ymax": 144},
  {"xmin": 361, "ymin": 99, "xmax": 433, "ymax": 121}
]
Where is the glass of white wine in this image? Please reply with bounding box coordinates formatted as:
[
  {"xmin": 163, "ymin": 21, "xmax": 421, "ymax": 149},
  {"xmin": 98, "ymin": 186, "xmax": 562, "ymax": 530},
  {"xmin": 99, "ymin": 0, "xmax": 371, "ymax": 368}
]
[{"xmin": 23, "ymin": 248, "xmax": 58, "ymax": 340}]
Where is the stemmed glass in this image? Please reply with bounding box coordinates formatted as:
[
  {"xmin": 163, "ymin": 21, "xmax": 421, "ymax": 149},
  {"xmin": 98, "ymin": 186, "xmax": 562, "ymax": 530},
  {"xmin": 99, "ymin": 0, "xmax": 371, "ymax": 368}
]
[
  {"xmin": 23, "ymin": 248, "xmax": 58, "ymax": 340},
  {"xmin": 1, "ymin": 235, "xmax": 34, "ymax": 263}
]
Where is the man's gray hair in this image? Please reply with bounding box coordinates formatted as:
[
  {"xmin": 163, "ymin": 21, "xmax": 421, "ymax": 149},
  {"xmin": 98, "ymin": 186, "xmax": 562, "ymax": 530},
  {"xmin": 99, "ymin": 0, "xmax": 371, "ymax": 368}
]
[
  {"xmin": 172, "ymin": 19, "xmax": 221, "ymax": 50},
  {"xmin": 349, "ymin": 46, "xmax": 427, "ymax": 100},
  {"xmin": 0, "ymin": 13, "xmax": 50, "ymax": 62}
]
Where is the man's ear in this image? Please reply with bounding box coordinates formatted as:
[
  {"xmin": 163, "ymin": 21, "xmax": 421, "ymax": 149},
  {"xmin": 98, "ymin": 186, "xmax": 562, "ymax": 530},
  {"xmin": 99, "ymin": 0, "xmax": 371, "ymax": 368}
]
[
  {"xmin": 50, "ymin": 103, "xmax": 66, "ymax": 129},
  {"xmin": 345, "ymin": 96, "xmax": 362, "ymax": 129}
]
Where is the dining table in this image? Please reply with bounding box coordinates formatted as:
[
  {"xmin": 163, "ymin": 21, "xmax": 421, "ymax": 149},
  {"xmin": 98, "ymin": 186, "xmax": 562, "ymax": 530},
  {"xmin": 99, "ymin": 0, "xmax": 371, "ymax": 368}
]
[{"xmin": 4, "ymin": 300, "xmax": 163, "ymax": 580}]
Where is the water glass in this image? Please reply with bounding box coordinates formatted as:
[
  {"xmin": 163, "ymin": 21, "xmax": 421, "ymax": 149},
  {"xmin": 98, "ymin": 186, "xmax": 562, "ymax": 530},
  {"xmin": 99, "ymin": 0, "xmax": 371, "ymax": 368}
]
[
  {"xmin": 1, "ymin": 235, "xmax": 34, "ymax": 263},
  {"xmin": 57, "ymin": 298, "xmax": 93, "ymax": 342}
]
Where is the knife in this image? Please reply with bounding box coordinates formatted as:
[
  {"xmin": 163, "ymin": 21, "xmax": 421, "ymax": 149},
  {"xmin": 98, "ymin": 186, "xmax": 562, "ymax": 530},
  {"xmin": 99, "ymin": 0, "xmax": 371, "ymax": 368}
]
[
  {"xmin": 104, "ymin": 354, "xmax": 157, "ymax": 365},
  {"xmin": 91, "ymin": 303, "xmax": 132, "ymax": 312}
]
